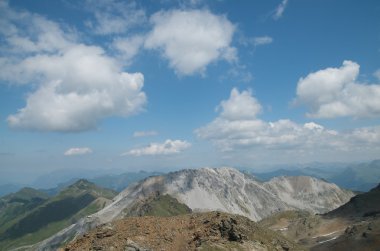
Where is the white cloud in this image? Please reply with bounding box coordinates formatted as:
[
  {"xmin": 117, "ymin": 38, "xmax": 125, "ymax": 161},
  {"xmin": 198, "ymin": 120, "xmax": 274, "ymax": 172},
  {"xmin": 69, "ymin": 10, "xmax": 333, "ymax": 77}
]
[
  {"xmin": 295, "ymin": 60, "xmax": 380, "ymax": 118},
  {"xmin": 124, "ymin": 139, "xmax": 191, "ymax": 156},
  {"xmin": 0, "ymin": 1, "xmax": 74, "ymax": 55},
  {"xmin": 273, "ymin": 0, "xmax": 289, "ymax": 20},
  {"xmin": 1, "ymin": 3, "xmax": 146, "ymax": 132},
  {"xmin": 374, "ymin": 69, "xmax": 380, "ymax": 81},
  {"xmin": 144, "ymin": 9, "xmax": 236, "ymax": 75},
  {"xmin": 64, "ymin": 147, "xmax": 92, "ymax": 156},
  {"xmin": 218, "ymin": 88, "xmax": 261, "ymax": 120},
  {"xmin": 133, "ymin": 130, "xmax": 158, "ymax": 137},
  {"xmin": 196, "ymin": 88, "xmax": 380, "ymax": 154},
  {"xmin": 84, "ymin": 0, "xmax": 146, "ymax": 35},
  {"xmin": 253, "ymin": 36, "xmax": 273, "ymax": 46},
  {"xmin": 112, "ymin": 35, "xmax": 145, "ymax": 62}
]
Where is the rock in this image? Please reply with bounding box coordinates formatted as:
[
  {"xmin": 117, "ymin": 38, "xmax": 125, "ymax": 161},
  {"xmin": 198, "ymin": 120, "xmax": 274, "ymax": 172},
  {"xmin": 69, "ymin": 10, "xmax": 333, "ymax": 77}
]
[
  {"xmin": 218, "ymin": 218, "xmax": 243, "ymax": 242},
  {"xmin": 124, "ymin": 239, "xmax": 151, "ymax": 251}
]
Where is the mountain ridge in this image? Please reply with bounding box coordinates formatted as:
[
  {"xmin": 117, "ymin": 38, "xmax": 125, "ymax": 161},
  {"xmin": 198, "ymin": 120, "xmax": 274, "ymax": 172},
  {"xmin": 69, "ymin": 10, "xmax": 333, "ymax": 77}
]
[
  {"xmin": 35, "ymin": 167, "xmax": 353, "ymax": 250},
  {"xmin": 0, "ymin": 179, "xmax": 117, "ymax": 251}
]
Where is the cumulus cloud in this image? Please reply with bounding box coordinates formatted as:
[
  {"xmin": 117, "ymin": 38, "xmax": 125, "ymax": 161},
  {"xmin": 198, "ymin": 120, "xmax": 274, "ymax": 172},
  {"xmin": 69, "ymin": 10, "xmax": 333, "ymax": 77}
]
[
  {"xmin": 218, "ymin": 88, "xmax": 261, "ymax": 120},
  {"xmin": 133, "ymin": 130, "xmax": 158, "ymax": 137},
  {"xmin": 144, "ymin": 9, "xmax": 236, "ymax": 75},
  {"xmin": 196, "ymin": 88, "xmax": 380, "ymax": 153},
  {"xmin": 295, "ymin": 60, "xmax": 380, "ymax": 118},
  {"xmin": 84, "ymin": 0, "xmax": 146, "ymax": 35},
  {"xmin": 64, "ymin": 147, "xmax": 92, "ymax": 156},
  {"xmin": 124, "ymin": 139, "xmax": 191, "ymax": 156},
  {"xmin": 273, "ymin": 0, "xmax": 289, "ymax": 20},
  {"xmin": 1, "ymin": 3, "xmax": 146, "ymax": 132}
]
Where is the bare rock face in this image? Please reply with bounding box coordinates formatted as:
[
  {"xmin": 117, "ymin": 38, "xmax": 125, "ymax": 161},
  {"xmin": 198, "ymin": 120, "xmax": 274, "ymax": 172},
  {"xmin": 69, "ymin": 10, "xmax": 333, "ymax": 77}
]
[
  {"xmin": 35, "ymin": 167, "xmax": 354, "ymax": 250},
  {"xmin": 64, "ymin": 212, "xmax": 304, "ymax": 251},
  {"xmin": 264, "ymin": 176, "xmax": 355, "ymax": 214}
]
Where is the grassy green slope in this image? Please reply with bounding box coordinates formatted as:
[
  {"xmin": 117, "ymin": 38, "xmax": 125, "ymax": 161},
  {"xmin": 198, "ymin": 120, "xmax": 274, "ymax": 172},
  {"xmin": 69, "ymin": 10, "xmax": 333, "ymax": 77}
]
[
  {"xmin": 0, "ymin": 188, "xmax": 49, "ymax": 230},
  {"xmin": 125, "ymin": 192, "xmax": 192, "ymax": 217},
  {"xmin": 0, "ymin": 179, "xmax": 117, "ymax": 251}
]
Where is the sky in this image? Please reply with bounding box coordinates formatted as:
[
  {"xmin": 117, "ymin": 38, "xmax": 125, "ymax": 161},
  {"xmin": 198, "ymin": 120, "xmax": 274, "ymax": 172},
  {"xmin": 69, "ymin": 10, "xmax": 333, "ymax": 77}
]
[{"xmin": 1, "ymin": 0, "xmax": 380, "ymax": 184}]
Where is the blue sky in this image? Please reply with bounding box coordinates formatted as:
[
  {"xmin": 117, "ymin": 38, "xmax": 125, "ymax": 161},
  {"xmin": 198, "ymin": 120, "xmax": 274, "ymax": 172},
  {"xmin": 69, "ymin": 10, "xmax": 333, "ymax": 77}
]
[{"xmin": 1, "ymin": 0, "xmax": 380, "ymax": 184}]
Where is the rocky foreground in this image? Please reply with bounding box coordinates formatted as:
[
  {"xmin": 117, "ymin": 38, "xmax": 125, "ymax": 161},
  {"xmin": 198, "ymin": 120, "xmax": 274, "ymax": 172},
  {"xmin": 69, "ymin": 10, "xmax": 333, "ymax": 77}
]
[
  {"xmin": 259, "ymin": 183, "xmax": 380, "ymax": 251},
  {"xmin": 64, "ymin": 211, "xmax": 304, "ymax": 251}
]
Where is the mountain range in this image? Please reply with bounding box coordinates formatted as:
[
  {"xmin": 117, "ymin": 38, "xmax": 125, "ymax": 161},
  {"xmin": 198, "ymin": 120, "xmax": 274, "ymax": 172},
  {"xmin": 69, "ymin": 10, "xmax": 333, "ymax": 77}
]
[
  {"xmin": 0, "ymin": 171, "xmax": 163, "ymax": 197},
  {"xmin": 1, "ymin": 159, "xmax": 378, "ymax": 197},
  {"xmin": 35, "ymin": 167, "xmax": 353, "ymax": 250},
  {"xmin": 252, "ymin": 159, "xmax": 380, "ymax": 192}
]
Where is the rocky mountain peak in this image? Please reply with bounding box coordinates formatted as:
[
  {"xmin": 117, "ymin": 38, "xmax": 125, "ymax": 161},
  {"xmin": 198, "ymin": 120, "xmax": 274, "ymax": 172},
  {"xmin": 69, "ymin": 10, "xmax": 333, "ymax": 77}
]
[{"xmin": 35, "ymin": 167, "xmax": 354, "ymax": 250}]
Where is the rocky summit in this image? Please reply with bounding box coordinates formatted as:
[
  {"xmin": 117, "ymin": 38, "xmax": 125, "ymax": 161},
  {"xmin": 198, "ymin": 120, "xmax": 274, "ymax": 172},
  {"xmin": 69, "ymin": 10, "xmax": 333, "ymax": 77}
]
[
  {"xmin": 109, "ymin": 167, "xmax": 354, "ymax": 222},
  {"xmin": 64, "ymin": 211, "xmax": 304, "ymax": 251}
]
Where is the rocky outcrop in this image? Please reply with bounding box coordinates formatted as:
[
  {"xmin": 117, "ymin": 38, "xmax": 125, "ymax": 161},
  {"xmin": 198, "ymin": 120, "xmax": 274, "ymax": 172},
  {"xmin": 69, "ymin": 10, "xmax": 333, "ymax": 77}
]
[{"xmin": 64, "ymin": 212, "xmax": 304, "ymax": 251}]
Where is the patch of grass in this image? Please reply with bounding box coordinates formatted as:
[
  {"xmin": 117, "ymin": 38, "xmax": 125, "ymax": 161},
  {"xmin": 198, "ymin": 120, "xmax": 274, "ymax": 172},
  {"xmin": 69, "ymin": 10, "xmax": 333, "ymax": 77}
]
[
  {"xmin": 125, "ymin": 193, "xmax": 192, "ymax": 217},
  {"xmin": 0, "ymin": 219, "xmax": 69, "ymax": 250},
  {"xmin": 145, "ymin": 194, "xmax": 192, "ymax": 217},
  {"xmin": 0, "ymin": 188, "xmax": 49, "ymax": 228},
  {"xmin": 0, "ymin": 193, "xmax": 95, "ymax": 241}
]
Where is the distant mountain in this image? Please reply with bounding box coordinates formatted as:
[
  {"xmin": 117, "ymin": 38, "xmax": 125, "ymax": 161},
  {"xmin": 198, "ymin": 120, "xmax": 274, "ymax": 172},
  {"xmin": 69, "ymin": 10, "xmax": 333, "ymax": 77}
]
[
  {"xmin": 0, "ymin": 183, "xmax": 24, "ymax": 197},
  {"xmin": 38, "ymin": 178, "xmax": 78, "ymax": 196},
  {"xmin": 0, "ymin": 179, "xmax": 117, "ymax": 251},
  {"xmin": 31, "ymin": 168, "xmax": 106, "ymax": 189},
  {"xmin": 65, "ymin": 211, "xmax": 303, "ymax": 251},
  {"xmin": 89, "ymin": 171, "xmax": 163, "ymax": 192},
  {"xmin": 252, "ymin": 168, "xmax": 308, "ymax": 181},
  {"xmin": 252, "ymin": 159, "xmax": 380, "ymax": 192},
  {"xmin": 33, "ymin": 171, "xmax": 164, "ymax": 197},
  {"xmin": 251, "ymin": 166, "xmax": 344, "ymax": 182},
  {"xmin": 32, "ymin": 169, "xmax": 164, "ymax": 190},
  {"xmin": 36, "ymin": 167, "xmax": 353, "ymax": 250},
  {"xmin": 330, "ymin": 160, "xmax": 380, "ymax": 192}
]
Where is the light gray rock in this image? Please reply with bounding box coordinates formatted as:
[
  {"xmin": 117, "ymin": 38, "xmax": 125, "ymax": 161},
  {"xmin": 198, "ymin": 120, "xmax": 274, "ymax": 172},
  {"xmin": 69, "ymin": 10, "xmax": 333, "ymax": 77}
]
[{"xmin": 35, "ymin": 167, "xmax": 354, "ymax": 250}]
